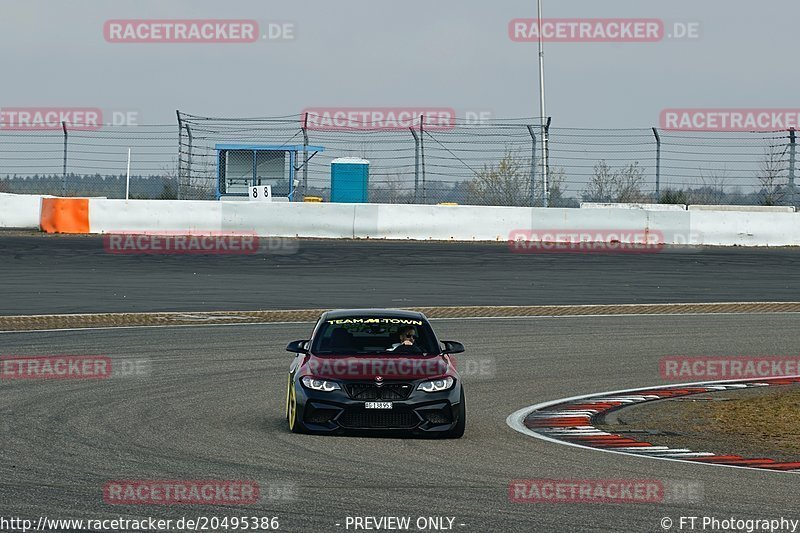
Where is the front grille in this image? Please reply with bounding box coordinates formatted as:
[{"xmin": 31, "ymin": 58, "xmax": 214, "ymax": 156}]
[
  {"xmin": 337, "ymin": 409, "xmax": 420, "ymax": 429},
  {"xmin": 345, "ymin": 382, "xmax": 413, "ymax": 401}
]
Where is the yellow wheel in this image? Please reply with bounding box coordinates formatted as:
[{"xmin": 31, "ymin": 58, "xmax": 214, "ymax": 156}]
[
  {"xmin": 285, "ymin": 374, "xmax": 293, "ymax": 421},
  {"xmin": 287, "ymin": 377, "xmax": 297, "ymax": 430}
]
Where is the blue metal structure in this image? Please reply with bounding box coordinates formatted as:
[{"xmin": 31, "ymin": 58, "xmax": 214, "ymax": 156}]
[{"xmin": 215, "ymin": 144, "xmax": 324, "ymax": 200}]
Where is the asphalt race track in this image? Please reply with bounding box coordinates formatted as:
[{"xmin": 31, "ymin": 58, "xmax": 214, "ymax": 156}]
[
  {"xmin": 3, "ymin": 316, "xmax": 800, "ymax": 532},
  {"xmin": 2, "ymin": 235, "xmax": 800, "ymax": 314},
  {"xmin": 1, "ymin": 236, "xmax": 800, "ymax": 532}
]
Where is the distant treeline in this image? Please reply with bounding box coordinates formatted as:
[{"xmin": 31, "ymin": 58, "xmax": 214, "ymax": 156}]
[
  {"xmin": 0, "ymin": 172, "xmax": 786, "ymax": 206},
  {"xmin": 0, "ymin": 174, "xmax": 179, "ymax": 199}
]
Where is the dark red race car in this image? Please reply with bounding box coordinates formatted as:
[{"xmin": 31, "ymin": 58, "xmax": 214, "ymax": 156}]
[{"xmin": 284, "ymin": 309, "xmax": 466, "ymax": 438}]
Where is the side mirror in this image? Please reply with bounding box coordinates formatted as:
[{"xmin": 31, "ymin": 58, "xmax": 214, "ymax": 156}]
[
  {"xmin": 441, "ymin": 340, "xmax": 465, "ymax": 354},
  {"xmin": 286, "ymin": 340, "xmax": 309, "ymax": 354}
]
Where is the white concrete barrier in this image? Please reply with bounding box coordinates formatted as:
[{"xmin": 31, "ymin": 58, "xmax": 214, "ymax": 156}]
[
  {"xmin": 3, "ymin": 192, "xmax": 798, "ymax": 247},
  {"xmin": 689, "ymin": 210, "xmax": 800, "ymax": 246},
  {"xmin": 222, "ymin": 201, "xmax": 357, "ymax": 238},
  {"xmin": 85, "ymin": 199, "xmax": 696, "ymax": 243},
  {"xmin": 0, "ymin": 192, "xmax": 47, "ymax": 228},
  {"xmin": 644, "ymin": 209, "xmax": 694, "ymax": 245},
  {"xmin": 89, "ymin": 199, "xmax": 223, "ymax": 234},
  {"xmin": 374, "ymin": 204, "xmax": 532, "ymax": 240}
]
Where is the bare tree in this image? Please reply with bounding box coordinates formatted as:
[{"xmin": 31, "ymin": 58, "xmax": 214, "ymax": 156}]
[
  {"xmin": 371, "ymin": 173, "xmax": 413, "ymax": 204},
  {"xmin": 694, "ymin": 167, "xmax": 728, "ymax": 204},
  {"xmin": 547, "ymin": 167, "xmax": 568, "ymax": 206},
  {"xmin": 582, "ymin": 160, "xmax": 616, "ymax": 202},
  {"xmin": 467, "ymin": 150, "xmax": 531, "ymax": 206},
  {"xmin": 582, "ymin": 160, "xmax": 647, "ymax": 203},
  {"xmin": 615, "ymin": 162, "xmax": 647, "ymax": 202},
  {"xmin": 756, "ymin": 143, "xmax": 787, "ymax": 206}
]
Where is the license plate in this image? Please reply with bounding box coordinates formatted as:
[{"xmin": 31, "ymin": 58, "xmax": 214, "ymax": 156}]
[{"xmin": 365, "ymin": 402, "xmax": 393, "ymax": 410}]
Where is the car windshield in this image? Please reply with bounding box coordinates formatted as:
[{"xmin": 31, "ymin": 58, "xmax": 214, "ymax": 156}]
[{"xmin": 311, "ymin": 317, "xmax": 438, "ymax": 355}]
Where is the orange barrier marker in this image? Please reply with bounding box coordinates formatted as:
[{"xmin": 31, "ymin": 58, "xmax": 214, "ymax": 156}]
[{"xmin": 40, "ymin": 198, "xmax": 90, "ymax": 234}]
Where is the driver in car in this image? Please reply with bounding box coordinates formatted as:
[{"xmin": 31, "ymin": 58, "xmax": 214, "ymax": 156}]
[{"xmin": 388, "ymin": 326, "xmax": 418, "ymax": 352}]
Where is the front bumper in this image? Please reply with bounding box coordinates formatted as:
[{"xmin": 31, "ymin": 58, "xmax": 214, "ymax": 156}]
[{"xmin": 295, "ymin": 381, "xmax": 462, "ymax": 434}]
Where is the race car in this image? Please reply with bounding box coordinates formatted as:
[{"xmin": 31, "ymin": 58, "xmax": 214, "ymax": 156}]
[{"xmin": 284, "ymin": 309, "xmax": 466, "ymax": 438}]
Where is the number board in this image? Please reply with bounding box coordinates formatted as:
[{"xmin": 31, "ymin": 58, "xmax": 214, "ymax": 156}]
[{"xmin": 249, "ymin": 185, "xmax": 273, "ymax": 201}]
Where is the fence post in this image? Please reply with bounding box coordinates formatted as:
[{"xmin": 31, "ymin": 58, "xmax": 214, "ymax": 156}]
[
  {"xmin": 185, "ymin": 123, "xmax": 193, "ymax": 199},
  {"xmin": 176, "ymin": 110, "xmax": 183, "ymax": 200},
  {"xmin": 410, "ymin": 126, "xmax": 420, "ymax": 203},
  {"xmin": 526, "ymin": 125, "xmax": 537, "ymax": 207},
  {"xmin": 789, "ymin": 128, "xmax": 797, "ymax": 208},
  {"xmin": 420, "ymin": 115, "xmax": 426, "ymax": 204},
  {"xmin": 543, "ymin": 117, "xmax": 551, "ymax": 207},
  {"xmin": 302, "ymin": 112, "xmax": 309, "ymax": 201},
  {"xmin": 652, "ymin": 127, "xmax": 661, "ymax": 201},
  {"xmin": 61, "ymin": 121, "xmax": 68, "ymax": 197}
]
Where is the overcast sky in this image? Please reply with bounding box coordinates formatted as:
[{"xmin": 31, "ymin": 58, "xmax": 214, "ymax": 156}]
[{"xmin": 1, "ymin": 0, "xmax": 797, "ymax": 128}]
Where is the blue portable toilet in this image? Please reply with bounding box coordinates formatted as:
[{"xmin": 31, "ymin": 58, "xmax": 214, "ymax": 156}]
[{"xmin": 330, "ymin": 157, "xmax": 369, "ymax": 203}]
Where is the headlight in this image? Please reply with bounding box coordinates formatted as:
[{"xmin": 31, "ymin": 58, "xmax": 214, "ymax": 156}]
[
  {"xmin": 417, "ymin": 376, "xmax": 454, "ymax": 393},
  {"xmin": 301, "ymin": 376, "xmax": 341, "ymax": 392}
]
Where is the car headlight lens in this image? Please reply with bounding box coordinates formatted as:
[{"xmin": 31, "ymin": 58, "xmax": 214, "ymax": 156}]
[
  {"xmin": 417, "ymin": 376, "xmax": 454, "ymax": 393},
  {"xmin": 301, "ymin": 376, "xmax": 341, "ymax": 392}
]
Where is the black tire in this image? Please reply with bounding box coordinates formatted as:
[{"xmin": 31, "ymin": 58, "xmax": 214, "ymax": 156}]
[{"xmin": 446, "ymin": 388, "xmax": 466, "ymax": 438}]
